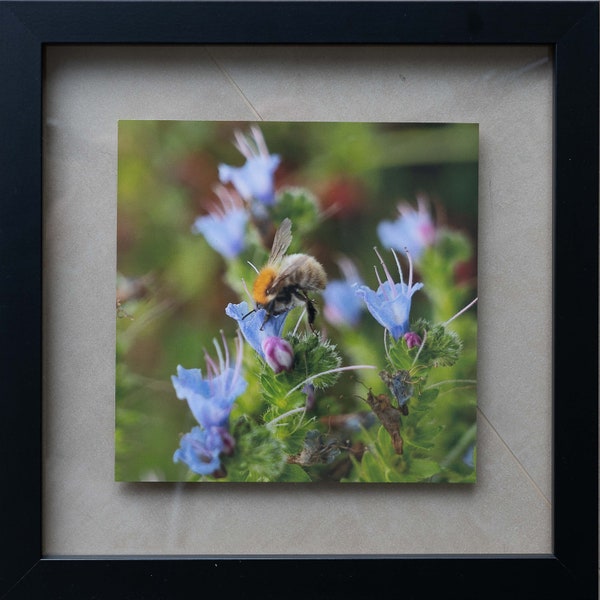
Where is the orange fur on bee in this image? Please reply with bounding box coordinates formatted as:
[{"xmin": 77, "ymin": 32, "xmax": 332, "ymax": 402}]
[{"xmin": 252, "ymin": 267, "xmax": 277, "ymax": 305}]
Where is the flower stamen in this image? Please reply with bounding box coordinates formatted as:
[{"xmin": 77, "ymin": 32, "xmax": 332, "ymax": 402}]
[
  {"xmin": 443, "ymin": 297, "xmax": 478, "ymax": 327},
  {"xmin": 213, "ymin": 335, "xmax": 225, "ymax": 373},
  {"xmin": 411, "ymin": 329, "xmax": 427, "ymax": 367},
  {"xmin": 374, "ymin": 247, "xmax": 397, "ymax": 297}
]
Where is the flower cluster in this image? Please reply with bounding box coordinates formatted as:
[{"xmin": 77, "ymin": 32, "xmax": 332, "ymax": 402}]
[
  {"xmin": 191, "ymin": 126, "xmax": 281, "ymax": 259},
  {"xmin": 172, "ymin": 332, "xmax": 246, "ymax": 477}
]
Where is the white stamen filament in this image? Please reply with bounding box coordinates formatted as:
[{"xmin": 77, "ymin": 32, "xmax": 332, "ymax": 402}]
[
  {"xmin": 383, "ymin": 328, "xmax": 392, "ymax": 363},
  {"xmin": 220, "ymin": 330, "xmax": 230, "ymax": 370},
  {"xmin": 210, "ymin": 202, "xmax": 225, "ymax": 218},
  {"xmin": 411, "ymin": 329, "xmax": 427, "ymax": 368},
  {"xmin": 234, "ymin": 129, "xmax": 254, "ymax": 160},
  {"xmin": 214, "ymin": 184, "xmax": 243, "ymax": 212},
  {"xmin": 374, "ymin": 247, "xmax": 396, "ymax": 293},
  {"xmin": 213, "ymin": 335, "xmax": 225, "ymax": 372},
  {"xmin": 292, "ymin": 308, "xmax": 306, "ymax": 336},
  {"xmin": 424, "ymin": 379, "xmax": 477, "ymax": 391},
  {"xmin": 204, "ymin": 350, "xmax": 218, "ymax": 378},
  {"xmin": 442, "ymin": 297, "xmax": 478, "ymax": 327},
  {"xmin": 285, "ymin": 364, "xmax": 378, "ymax": 398},
  {"xmin": 241, "ymin": 278, "xmax": 254, "ymax": 306},
  {"xmin": 392, "ymin": 248, "xmax": 405, "ymax": 286},
  {"xmin": 373, "ymin": 265, "xmax": 383, "ymax": 287},
  {"xmin": 266, "ymin": 406, "xmax": 306, "ymax": 428},
  {"xmin": 251, "ymin": 125, "xmax": 269, "ymax": 157},
  {"xmin": 247, "ymin": 261, "xmax": 260, "ymax": 274},
  {"xmin": 405, "ymin": 247, "xmax": 413, "ymax": 289},
  {"xmin": 373, "ymin": 265, "xmax": 392, "ymax": 302},
  {"xmin": 338, "ymin": 256, "xmax": 359, "ymax": 284}
]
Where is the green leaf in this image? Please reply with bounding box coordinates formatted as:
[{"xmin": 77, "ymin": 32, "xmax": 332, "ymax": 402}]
[
  {"xmin": 404, "ymin": 437, "xmax": 435, "ymax": 451},
  {"xmin": 361, "ymin": 450, "xmax": 385, "ymax": 482},
  {"xmin": 284, "ymin": 333, "xmax": 342, "ymax": 390},
  {"xmin": 278, "ymin": 463, "xmax": 313, "ymax": 482},
  {"xmin": 408, "ymin": 458, "xmax": 441, "ymax": 480},
  {"xmin": 226, "ymin": 422, "xmax": 287, "ymax": 482},
  {"xmin": 410, "ymin": 320, "xmax": 463, "ymax": 368},
  {"xmin": 384, "ymin": 467, "xmax": 406, "ymax": 483},
  {"xmin": 386, "ymin": 337, "xmax": 415, "ymax": 371},
  {"xmin": 418, "ymin": 388, "xmax": 440, "ymax": 404}
]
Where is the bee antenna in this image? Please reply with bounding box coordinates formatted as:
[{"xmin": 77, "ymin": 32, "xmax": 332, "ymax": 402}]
[{"xmin": 242, "ymin": 309, "xmax": 256, "ymax": 320}]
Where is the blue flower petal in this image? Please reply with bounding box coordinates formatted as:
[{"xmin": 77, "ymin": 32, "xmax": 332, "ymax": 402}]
[
  {"xmin": 219, "ymin": 155, "xmax": 280, "ymax": 206},
  {"xmin": 225, "ymin": 301, "xmax": 288, "ymax": 358},
  {"xmin": 192, "ymin": 207, "xmax": 248, "ymax": 259},
  {"xmin": 355, "ymin": 280, "xmax": 423, "ymax": 341},
  {"xmin": 172, "ymin": 364, "xmax": 247, "ymax": 430},
  {"xmin": 171, "ymin": 366, "xmax": 211, "ymax": 403},
  {"xmin": 377, "ymin": 200, "xmax": 436, "ymax": 259},
  {"xmin": 173, "ymin": 426, "xmax": 224, "ymax": 476},
  {"xmin": 323, "ymin": 280, "xmax": 363, "ymax": 327}
]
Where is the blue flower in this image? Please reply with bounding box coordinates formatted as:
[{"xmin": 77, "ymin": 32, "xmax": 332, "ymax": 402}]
[
  {"xmin": 172, "ymin": 332, "xmax": 246, "ymax": 477},
  {"xmin": 173, "ymin": 426, "xmax": 225, "ymax": 476},
  {"xmin": 377, "ymin": 196, "xmax": 436, "ymax": 260},
  {"xmin": 323, "ymin": 257, "xmax": 364, "ymax": 327},
  {"xmin": 225, "ymin": 300, "xmax": 289, "ymax": 360},
  {"xmin": 192, "ymin": 186, "xmax": 248, "ymax": 259},
  {"xmin": 354, "ymin": 248, "xmax": 423, "ymax": 340},
  {"xmin": 218, "ymin": 126, "xmax": 280, "ymax": 206}
]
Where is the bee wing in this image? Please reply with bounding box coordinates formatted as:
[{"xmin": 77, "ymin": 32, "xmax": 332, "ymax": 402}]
[
  {"xmin": 269, "ymin": 254, "xmax": 311, "ymax": 289},
  {"xmin": 268, "ymin": 218, "xmax": 293, "ymax": 265}
]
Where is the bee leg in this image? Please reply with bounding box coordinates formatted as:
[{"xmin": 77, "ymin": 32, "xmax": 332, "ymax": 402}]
[
  {"xmin": 294, "ymin": 291, "xmax": 318, "ymax": 332},
  {"xmin": 306, "ymin": 300, "xmax": 317, "ymax": 333},
  {"xmin": 259, "ymin": 302, "xmax": 276, "ymax": 331},
  {"xmin": 242, "ymin": 308, "xmax": 256, "ymax": 320},
  {"xmin": 259, "ymin": 312, "xmax": 269, "ymax": 331}
]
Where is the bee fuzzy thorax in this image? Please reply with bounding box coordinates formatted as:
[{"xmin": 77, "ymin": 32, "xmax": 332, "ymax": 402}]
[
  {"xmin": 280, "ymin": 254, "xmax": 327, "ymax": 290},
  {"xmin": 253, "ymin": 266, "xmax": 277, "ymax": 305}
]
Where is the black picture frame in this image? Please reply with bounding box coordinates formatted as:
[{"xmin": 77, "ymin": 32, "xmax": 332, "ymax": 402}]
[{"xmin": 1, "ymin": 1, "xmax": 597, "ymax": 598}]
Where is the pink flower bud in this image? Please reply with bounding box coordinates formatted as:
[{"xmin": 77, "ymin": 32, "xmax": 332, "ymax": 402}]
[
  {"xmin": 261, "ymin": 336, "xmax": 294, "ymax": 373},
  {"xmin": 303, "ymin": 383, "xmax": 316, "ymax": 411},
  {"xmin": 404, "ymin": 331, "xmax": 422, "ymax": 349}
]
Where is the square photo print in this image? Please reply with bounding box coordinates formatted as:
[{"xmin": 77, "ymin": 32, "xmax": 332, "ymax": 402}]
[{"xmin": 116, "ymin": 120, "xmax": 478, "ymax": 483}]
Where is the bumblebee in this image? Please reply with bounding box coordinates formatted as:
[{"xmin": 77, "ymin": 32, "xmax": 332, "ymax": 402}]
[{"xmin": 248, "ymin": 218, "xmax": 327, "ymax": 330}]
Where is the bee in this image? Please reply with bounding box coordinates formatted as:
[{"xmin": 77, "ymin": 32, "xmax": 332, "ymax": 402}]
[{"xmin": 246, "ymin": 217, "xmax": 327, "ymax": 330}]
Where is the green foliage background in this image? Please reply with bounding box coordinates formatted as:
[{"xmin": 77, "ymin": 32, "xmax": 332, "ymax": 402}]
[{"xmin": 116, "ymin": 121, "xmax": 478, "ymax": 482}]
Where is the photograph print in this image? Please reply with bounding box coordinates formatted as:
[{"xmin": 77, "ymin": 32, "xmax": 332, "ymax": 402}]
[{"xmin": 116, "ymin": 120, "xmax": 478, "ymax": 483}]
